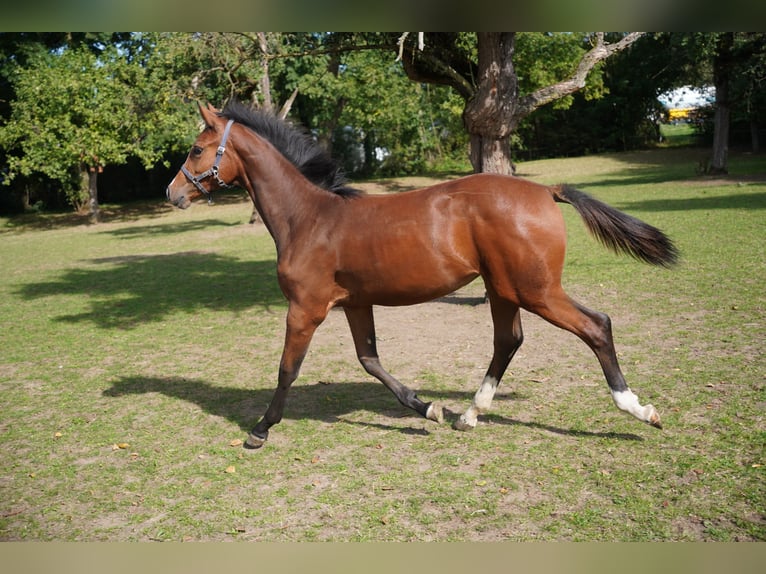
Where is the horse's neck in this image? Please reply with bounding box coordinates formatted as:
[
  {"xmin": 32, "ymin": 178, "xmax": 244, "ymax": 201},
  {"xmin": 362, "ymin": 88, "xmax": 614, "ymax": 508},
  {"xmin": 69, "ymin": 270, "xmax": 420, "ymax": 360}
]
[{"xmin": 238, "ymin": 136, "xmax": 334, "ymax": 252}]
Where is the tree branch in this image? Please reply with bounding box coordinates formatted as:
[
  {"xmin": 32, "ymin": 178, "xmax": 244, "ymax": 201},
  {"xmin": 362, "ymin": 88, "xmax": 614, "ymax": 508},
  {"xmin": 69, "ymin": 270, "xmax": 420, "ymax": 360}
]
[
  {"xmin": 278, "ymin": 87, "xmax": 299, "ymax": 119},
  {"xmin": 400, "ymin": 50, "xmax": 476, "ymax": 99},
  {"xmin": 517, "ymin": 32, "xmax": 645, "ymax": 118}
]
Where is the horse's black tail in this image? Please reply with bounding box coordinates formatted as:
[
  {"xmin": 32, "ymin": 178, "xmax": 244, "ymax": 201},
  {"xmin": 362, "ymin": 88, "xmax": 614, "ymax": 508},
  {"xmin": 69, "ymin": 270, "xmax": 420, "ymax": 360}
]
[{"xmin": 552, "ymin": 184, "xmax": 679, "ymax": 268}]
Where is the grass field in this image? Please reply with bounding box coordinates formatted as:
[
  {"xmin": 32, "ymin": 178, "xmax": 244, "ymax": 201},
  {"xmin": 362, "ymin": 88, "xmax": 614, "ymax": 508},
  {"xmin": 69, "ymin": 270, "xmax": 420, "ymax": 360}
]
[
  {"xmin": 1, "ymin": 146, "xmax": 764, "ymax": 541},
  {"xmin": 659, "ymin": 122, "xmax": 703, "ymax": 148}
]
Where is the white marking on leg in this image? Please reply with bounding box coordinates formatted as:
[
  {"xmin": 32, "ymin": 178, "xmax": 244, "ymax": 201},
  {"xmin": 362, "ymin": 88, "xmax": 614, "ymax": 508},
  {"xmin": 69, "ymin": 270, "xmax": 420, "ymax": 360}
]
[
  {"xmin": 455, "ymin": 376, "xmax": 498, "ymax": 431},
  {"xmin": 611, "ymin": 388, "xmax": 661, "ymax": 426},
  {"xmin": 474, "ymin": 376, "xmax": 498, "ymax": 411}
]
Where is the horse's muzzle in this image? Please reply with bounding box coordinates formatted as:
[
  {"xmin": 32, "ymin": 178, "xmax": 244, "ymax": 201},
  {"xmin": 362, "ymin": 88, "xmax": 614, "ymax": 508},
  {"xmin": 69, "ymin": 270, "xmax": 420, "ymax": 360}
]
[{"xmin": 166, "ymin": 186, "xmax": 191, "ymax": 209}]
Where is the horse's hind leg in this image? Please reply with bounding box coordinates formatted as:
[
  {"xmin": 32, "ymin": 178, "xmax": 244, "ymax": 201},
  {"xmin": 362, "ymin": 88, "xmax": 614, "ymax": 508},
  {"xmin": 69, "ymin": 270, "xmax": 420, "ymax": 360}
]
[
  {"xmin": 455, "ymin": 293, "xmax": 523, "ymax": 431},
  {"xmin": 343, "ymin": 306, "xmax": 444, "ymax": 423},
  {"xmin": 527, "ymin": 286, "xmax": 662, "ymax": 428}
]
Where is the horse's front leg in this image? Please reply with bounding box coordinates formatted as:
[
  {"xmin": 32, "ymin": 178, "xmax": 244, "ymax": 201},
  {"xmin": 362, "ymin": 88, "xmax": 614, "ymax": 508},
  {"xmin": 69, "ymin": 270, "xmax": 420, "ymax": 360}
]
[
  {"xmin": 455, "ymin": 294, "xmax": 523, "ymax": 431},
  {"xmin": 245, "ymin": 303, "xmax": 325, "ymax": 448},
  {"xmin": 343, "ymin": 305, "xmax": 443, "ymax": 423}
]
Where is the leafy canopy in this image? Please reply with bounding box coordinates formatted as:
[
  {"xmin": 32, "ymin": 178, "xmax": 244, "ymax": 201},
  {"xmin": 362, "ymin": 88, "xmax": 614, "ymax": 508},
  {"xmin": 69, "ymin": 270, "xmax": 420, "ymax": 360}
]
[{"xmin": 0, "ymin": 38, "xmax": 195, "ymax": 205}]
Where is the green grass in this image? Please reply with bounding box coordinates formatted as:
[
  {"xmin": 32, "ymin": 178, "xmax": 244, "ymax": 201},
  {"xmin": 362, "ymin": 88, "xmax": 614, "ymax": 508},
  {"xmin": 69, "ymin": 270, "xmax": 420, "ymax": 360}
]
[
  {"xmin": 659, "ymin": 123, "xmax": 703, "ymax": 148},
  {"xmin": 1, "ymin": 148, "xmax": 764, "ymax": 541}
]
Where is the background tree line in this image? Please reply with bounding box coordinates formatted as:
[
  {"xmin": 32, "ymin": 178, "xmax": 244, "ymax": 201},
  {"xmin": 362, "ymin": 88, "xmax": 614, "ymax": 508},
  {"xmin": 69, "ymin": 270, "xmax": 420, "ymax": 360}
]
[{"xmin": 1, "ymin": 32, "xmax": 764, "ymax": 220}]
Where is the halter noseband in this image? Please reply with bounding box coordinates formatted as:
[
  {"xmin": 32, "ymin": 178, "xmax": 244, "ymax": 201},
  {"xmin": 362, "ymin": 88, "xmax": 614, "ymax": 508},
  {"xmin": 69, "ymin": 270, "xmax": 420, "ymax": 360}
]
[{"xmin": 180, "ymin": 118, "xmax": 235, "ymax": 204}]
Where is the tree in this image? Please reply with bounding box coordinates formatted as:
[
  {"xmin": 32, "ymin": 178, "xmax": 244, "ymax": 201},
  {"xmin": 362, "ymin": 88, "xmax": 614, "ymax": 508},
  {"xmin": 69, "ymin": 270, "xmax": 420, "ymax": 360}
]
[
  {"xmin": 307, "ymin": 45, "xmax": 462, "ymax": 176},
  {"xmin": 0, "ymin": 36, "xmax": 193, "ymax": 221},
  {"xmin": 710, "ymin": 33, "xmax": 735, "ymax": 175},
  {"xmin": 733, "ymin": 33, "xmax": 766, "ymax": 154},
  {"xmin": 397, "ymin": 32, "xmax": 645, "ymax": 174},
  {"xmin": 237, "ymin": 32, "xmax": 634, "ymax": 176},
  {"xmin": 196, "ymin": 33, "xmax": 465, "ymax": 175},
  {"xmin": 708, "ymin": 33, "xmax": 766, "ymax": 173},
  {"xmin": 515, "ymin": 33, "xmax": 698, "ymax": 158},
  {"xmin": 659, "ymin": 32, "xmax": 766, "ymax": 174}
]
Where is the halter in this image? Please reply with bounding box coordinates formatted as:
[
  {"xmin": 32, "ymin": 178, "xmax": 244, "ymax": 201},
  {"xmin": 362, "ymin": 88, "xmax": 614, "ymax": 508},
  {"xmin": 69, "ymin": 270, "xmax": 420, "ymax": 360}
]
[{"xmin": 180, "ymin": 119, "xmax": 235, "ymax": 204}]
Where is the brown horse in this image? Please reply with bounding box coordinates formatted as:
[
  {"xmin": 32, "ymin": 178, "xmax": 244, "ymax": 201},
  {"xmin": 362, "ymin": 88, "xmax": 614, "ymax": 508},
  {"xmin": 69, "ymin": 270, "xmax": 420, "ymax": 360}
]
[{"xmin": 166, "ymin": 101, "xmax": 678, "ymax": 448}]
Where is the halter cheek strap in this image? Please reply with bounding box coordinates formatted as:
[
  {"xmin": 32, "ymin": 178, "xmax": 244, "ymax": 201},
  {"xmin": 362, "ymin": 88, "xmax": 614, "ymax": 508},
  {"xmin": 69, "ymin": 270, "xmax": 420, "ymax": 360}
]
[{"xmin": 180, "ymin": 119, "xmax": 235, "ymax": 204}]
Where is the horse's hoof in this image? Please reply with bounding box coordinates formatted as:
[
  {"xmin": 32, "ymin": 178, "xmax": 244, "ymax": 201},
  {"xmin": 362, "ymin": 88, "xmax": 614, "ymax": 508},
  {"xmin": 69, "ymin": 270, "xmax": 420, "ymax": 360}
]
[
  {"xmin": 244, "ymin": 432, "xmax": 267, "ymax": 449},
  {"xmin": 453, "ymin": 416, "xmax": 476, "ymax": 432},
  {"xmin": 426, "ymin": 403, "xmax": 444, "ymax": 424},
  {"xmin": 647, "ymin": 406, "xmax": 662, "ymax": 429}
]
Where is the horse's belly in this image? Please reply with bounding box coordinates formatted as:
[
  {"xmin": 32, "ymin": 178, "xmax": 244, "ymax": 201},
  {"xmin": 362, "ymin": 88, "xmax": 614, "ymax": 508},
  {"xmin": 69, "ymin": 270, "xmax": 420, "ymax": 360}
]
[{"xmin": 336, "ymin": 263, "xmax": 479, "ymax": 307}]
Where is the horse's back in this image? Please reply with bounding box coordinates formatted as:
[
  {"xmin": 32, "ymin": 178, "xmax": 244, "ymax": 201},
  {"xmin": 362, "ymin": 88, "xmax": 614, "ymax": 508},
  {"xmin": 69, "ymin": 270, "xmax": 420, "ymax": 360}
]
[
  {"xmin": 338, "ymin": 172, "xmax": 565, "ymax": 255},
  {"xmin": 424, "ymin": 173, "xmax": 567, "ymax": 241},
  {"xmin": 350, "ymin": 173, "xmax": 558, "ymax": 217}
]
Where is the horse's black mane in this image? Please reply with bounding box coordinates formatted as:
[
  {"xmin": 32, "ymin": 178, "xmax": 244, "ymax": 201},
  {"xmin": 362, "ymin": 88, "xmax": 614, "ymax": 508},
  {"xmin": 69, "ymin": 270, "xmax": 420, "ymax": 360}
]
[{"xmin": 220, "ymin": 100, "xmax": 362, "ymax": 198}]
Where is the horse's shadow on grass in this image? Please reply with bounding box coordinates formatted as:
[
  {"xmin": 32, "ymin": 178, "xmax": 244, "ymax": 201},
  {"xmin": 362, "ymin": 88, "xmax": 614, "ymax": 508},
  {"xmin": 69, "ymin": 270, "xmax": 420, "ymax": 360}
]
[
  {"xmin": 17, "ymin": 250, "xmax": 285, "ymax": 329},
  {"xmin": 103, "ymin": 375, "xmax": 643, "ymax": 442}
]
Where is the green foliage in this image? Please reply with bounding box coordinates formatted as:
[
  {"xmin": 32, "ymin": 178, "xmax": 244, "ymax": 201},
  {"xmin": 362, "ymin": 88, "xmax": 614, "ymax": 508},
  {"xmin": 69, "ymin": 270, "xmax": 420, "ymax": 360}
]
[
  {"xmin": 267, "ymin": 34, "xmax": 467, "ymax": 177},
  {"xmin": 1, "ymin": 47, "xmax": 120, "ymax": 205},
  {"xmin": 515, "ymin": 33, "xmax": 607, "ymax": 109},
  {"xmin": 335, "ymin": 51, "xmax": 465, "ymax": 175},
  {"xmin": 0, "ymin": 37, "xmax": 196, "ymax": 210},
  {"xmin": 515, "ymin": 34, "xmax": 702, "ymax": 158},
  {"xmin": 147, "ymin": 32, "xmax": 266, "ymax": 106}
]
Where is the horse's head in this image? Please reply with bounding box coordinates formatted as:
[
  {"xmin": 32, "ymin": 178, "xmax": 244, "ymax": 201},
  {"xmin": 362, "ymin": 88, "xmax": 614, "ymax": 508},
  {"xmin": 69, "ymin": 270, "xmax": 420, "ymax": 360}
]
[{"xmin": 166, "ymin": 103, "xmax": 239, "ymax": 209}]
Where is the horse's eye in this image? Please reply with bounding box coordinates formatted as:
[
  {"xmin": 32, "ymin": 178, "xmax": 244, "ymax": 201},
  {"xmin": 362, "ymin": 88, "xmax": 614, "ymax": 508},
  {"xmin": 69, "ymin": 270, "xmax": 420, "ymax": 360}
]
[{"xmin": 191, "ymin": 146, "xmax": 203, "ymax": 156}]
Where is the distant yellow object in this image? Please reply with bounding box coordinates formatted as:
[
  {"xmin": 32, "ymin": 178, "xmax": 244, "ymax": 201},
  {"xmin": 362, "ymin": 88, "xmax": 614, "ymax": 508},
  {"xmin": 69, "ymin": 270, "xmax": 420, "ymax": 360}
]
[{"xmin": 668, "ymin": 108, "xmax": 694, "ymax": 121}]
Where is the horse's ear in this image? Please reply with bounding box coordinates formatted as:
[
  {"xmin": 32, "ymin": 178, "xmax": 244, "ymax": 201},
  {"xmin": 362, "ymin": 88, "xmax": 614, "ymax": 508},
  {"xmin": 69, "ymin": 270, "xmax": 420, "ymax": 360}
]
[{"xmin": 198, "ymin": 102, "xmax": 219, "ymax": 129}]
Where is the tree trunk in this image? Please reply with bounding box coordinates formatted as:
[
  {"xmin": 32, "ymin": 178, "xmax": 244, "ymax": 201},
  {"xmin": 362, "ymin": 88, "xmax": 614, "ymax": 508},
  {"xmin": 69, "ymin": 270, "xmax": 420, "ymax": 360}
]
[
  {"xmin": 750, "ymin": 120, "xmax": 760, "ymax": 154},
  {"xmin": 710, "ymin": 95, "xmax": 730, "ymax": 175},
  {"xmin": 710, "ymin": 33, "xmax": 735, "ymax": 175},
  {"xmin": 462, "ymin": 33, "xmax": 518, "ymax": 175},
  {"xmin": 257, "ymin": 32, "xmax": 273, "ymax": 111},
  {"xmin": 22, "ymin": 185, "xmax": 31, "ymax": 211},
  {"xmin": 468, "ymin": 134, "xmax": 515, "ymax": 174},
  {"xmin": 87, "ymin": 166, "xmax": 101, "ymax": 223}
]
